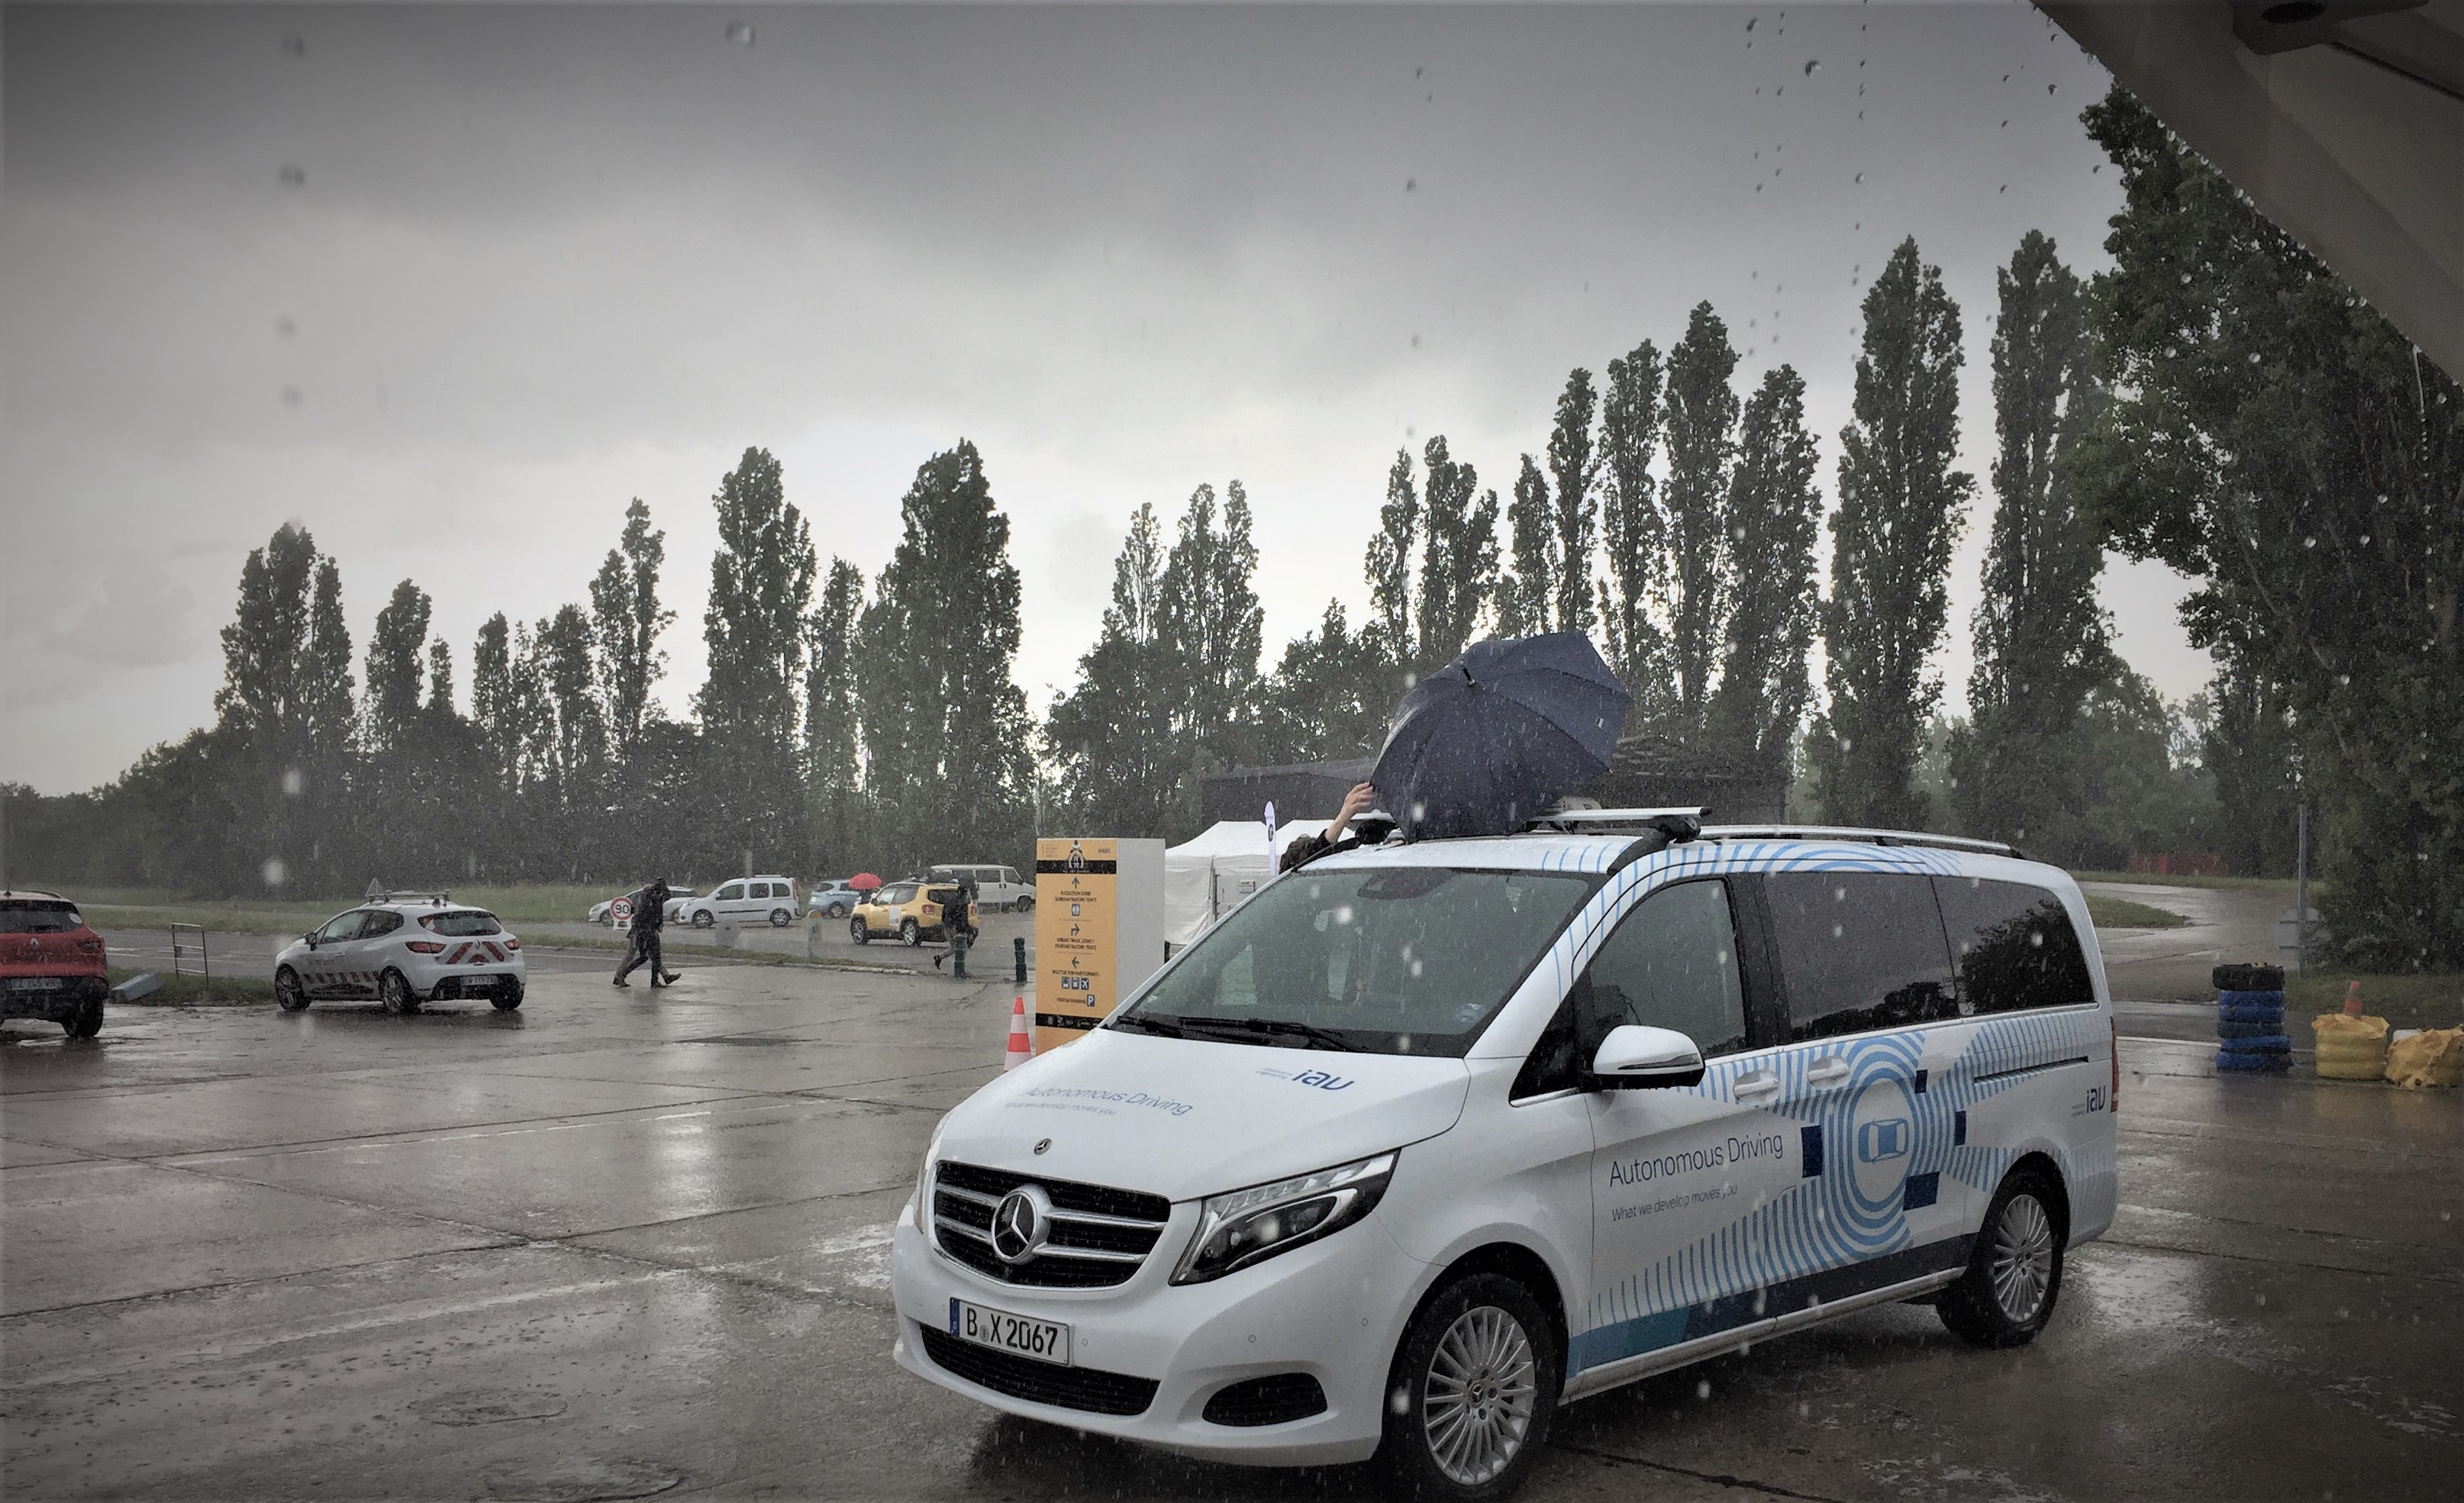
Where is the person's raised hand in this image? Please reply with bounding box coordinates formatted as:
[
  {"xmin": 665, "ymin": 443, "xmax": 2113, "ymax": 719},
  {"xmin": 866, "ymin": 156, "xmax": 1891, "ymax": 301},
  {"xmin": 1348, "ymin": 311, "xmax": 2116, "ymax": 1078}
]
[{"xmin": 1328, "ymin": 781, "xmax": 1377, "ymax": 840}]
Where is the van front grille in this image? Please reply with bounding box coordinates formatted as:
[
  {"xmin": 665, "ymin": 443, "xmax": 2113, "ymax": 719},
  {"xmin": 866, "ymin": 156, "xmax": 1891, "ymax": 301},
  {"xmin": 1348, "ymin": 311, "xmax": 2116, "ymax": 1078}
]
[{"xmin": 930, "ymin": 1160, "xmax": 1172, "ymax": 1289}]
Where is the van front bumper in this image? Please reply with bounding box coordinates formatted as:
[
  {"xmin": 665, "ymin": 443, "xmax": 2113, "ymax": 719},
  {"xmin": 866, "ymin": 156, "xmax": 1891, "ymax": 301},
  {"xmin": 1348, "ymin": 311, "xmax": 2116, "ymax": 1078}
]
[{"xmin": 889, "ymin": 1195, "xmax": 1422, "ymax": 1466}]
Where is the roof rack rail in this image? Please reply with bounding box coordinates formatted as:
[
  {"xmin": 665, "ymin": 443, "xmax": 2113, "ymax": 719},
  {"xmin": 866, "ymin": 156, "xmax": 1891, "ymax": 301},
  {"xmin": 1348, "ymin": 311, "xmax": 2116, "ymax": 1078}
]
[
  {"xmin": 369, "ymin": 889, "xmax": 454, "ymax": 906},
  {"xmin": 1698, "ymin": 824, "xmax": 2022, "ymax": 859},
  {"xmin": 1524, "ymin": 806, "xmax": 1708, "ymax": 840}
]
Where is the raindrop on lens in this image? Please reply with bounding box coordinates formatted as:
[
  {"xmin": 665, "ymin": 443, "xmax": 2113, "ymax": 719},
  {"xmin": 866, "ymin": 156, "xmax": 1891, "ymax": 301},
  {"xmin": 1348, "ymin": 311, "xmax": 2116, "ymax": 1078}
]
[
  {"xmin": 279, "ymin": 164, "xmax": 305, "ymax": 188},
  {"xmin": 282, "ymin": 768, "xmax": 304, "ymax": 796},
  {"xmin": 726, "ymin": 20, "xmax": 756, "ymax": 46},
  {"xmin": 263, "ymin": 858, "xmax": 288, "ymax": 887},
  {"xmin": 1696, "ymin": 1379, "xmax": 1712, "ymax": 1400}
]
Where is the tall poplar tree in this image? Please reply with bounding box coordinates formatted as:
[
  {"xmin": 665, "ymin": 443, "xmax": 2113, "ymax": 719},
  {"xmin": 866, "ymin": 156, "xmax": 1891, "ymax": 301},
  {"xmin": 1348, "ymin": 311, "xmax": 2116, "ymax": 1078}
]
[
  {"xmin": 1810, "ymin": 237, "xmax": 1975, "ymax": 827},
  {"xmin": 1159, "ymin": 482, "xmax": 1266, "ymax": 808},
  {"xmin": 696, "ymin": 449, "xmax": 815, "ymax": 744},
  {"xmin": 1414, "ymin": 436, "xmax": 1498, "ymax": 669},
  {"xmin": 1498, "ymin": 457, "xmax": 1553, "ymax": 637},
  {"xmin": 804, "ymin": 559, "xmax": 866, "ymax": 863},
  {"xmin": 697, "ymin": 447, "xmax": 816, "ymax": 864},
  {"xmin": 858, "ymin": 440, "xmax": 1032, "ymax": 868},
  {"xmin": 1598, "ymin": 340, "xmax": 1667, "ymax": 700},
  {"xmin": 1949, "ymin": 231, "xmax": 2111, "ymax": 850},
  {"xmin": 1708, "ymin": 365, "xmax": 1822, "ymax": 768},
  {"xmin": 472, "ymin": 614, "xmax": 520, "ymax": 787},
  {"xmin": 1045, "ymin": 505, "xmax": 1182, "ymax": 836},
  {"xmin": 1546, "ymin": 369, "xmax": 1598, "ymax": 634},
  {"xmin": 363, "ymin": 580, "xmax": 432, "ymax": 755},
  {"xmin": 538, "ymin": 604, "xmax": 605, "ymax": 796},
  {"xmin": 1660, "ymin": 302, "xmax": 1742, "ymax": 737},
  {"xmin": 591, "ymin": 498, "xmax": 674, "ymax": 760},
  {"xmin": 1364, "ymin": 450, "xmax": 1421, "ymax": 663}
]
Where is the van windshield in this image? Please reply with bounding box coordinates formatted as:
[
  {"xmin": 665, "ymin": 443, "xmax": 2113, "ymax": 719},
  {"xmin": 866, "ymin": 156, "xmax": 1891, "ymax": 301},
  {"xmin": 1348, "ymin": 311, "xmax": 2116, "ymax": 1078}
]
[{"xmin": 1114, "ymin": 866, "xmax": 1598, "ymax": 1056}]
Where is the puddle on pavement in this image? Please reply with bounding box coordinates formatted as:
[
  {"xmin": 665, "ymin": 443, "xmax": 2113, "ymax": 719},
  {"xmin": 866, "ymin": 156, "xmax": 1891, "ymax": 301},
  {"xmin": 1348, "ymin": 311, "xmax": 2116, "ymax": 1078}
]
[
  {"xmin": 479, "ymin": 1456, "xmax": 681, "ymax": 1501},
  {"xmin": 411, "ymin": 1389, "xmax": 568, "ymax": 1425}
]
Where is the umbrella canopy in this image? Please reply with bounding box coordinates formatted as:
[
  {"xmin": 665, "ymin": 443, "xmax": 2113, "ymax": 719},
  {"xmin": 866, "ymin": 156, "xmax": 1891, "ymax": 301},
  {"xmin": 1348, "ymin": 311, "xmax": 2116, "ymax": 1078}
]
[
  {"xmin": 847, "ymin": 872, "xmax": 884, "ymax": 892},
  {"xmin": 1370, "ymin": 632, "xmax": 1632, "ymax": 842}
]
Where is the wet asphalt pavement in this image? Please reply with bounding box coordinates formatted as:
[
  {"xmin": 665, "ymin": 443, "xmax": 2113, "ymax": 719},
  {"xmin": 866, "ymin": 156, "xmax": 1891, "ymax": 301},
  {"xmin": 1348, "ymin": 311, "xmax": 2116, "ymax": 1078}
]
[{"xmin": 5, "ymin": 939, "xmax": 2458, "ymax": 1501}]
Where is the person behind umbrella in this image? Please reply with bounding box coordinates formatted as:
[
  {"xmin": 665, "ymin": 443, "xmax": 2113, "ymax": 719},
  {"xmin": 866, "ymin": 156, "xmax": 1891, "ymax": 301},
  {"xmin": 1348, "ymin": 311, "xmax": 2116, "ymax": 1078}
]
[
  {"xmin": 1279, "ymin": 782, "xmax": 1398, "ymax": 873},
  {"xmin": 613, "ymin": 876, "xmax": 680, "ymax": 989}
]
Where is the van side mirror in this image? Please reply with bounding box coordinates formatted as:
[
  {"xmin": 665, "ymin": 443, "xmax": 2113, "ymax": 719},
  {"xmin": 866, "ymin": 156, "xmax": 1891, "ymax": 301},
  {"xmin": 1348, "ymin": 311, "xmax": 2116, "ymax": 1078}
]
[{"xmin": 1588, "ymin": 1024, "xmax": 1705, "ymax": 1090}]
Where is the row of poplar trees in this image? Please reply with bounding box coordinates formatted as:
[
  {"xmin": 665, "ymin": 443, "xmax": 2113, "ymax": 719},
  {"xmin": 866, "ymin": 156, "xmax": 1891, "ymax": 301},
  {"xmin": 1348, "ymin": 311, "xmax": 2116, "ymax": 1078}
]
[{"xmin": 15, "ymin": 86, "xmax": 2452, "ymax": 966}]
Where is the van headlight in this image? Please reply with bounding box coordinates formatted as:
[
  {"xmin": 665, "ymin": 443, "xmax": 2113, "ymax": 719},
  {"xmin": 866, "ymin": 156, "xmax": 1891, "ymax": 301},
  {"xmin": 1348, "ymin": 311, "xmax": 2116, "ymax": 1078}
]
[
  {"xmin": 906, "ymin": 1127, "xmax": 945, "ymax": 1227},
  {"xmin": 1171, "ymin": 1151, "xmax": 1396, "ymax": 1285}
]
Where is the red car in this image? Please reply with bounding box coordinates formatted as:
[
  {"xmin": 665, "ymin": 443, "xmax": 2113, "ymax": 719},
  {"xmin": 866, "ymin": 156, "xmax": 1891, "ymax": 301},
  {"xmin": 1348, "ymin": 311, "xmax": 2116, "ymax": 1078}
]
[{"xmin": 1, "ymin": 891, "xmax": 109, "ymax": 1037}]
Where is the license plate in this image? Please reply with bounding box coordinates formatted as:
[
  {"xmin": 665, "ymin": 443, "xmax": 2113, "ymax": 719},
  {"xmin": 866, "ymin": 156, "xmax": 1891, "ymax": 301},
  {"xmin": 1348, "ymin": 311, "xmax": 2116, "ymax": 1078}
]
[
  {"xmin": 950, "ymin": 1298, "xmax": 1070, "ymax": 1366},
  {"xmin": 8, "ymin": 977, "xmax": 64, "ymax": 992}
]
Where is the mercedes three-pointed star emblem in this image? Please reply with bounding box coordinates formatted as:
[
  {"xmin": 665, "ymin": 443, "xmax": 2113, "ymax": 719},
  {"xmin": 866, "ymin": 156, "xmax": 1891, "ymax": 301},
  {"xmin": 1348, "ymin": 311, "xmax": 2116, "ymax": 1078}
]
[{"xmin": 991, "ymin": 1184, "xmax": 1052, "ymax": 1265}]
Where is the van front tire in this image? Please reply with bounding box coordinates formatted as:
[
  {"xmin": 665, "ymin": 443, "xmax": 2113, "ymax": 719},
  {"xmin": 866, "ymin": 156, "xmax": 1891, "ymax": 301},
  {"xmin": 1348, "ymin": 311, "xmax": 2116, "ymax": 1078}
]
[
  {"xmin": 1939, "ymin": 1169, "xmax": 2064, "ymax": 1348},
  {"xmin": 1376, "ymin": 1272, "xmax": 1560, "ymax": 1502}
]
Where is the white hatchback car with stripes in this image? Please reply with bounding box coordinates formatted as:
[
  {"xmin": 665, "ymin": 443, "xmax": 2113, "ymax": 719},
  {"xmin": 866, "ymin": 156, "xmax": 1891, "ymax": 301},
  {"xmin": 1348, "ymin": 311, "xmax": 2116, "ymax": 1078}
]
[
  {"xmin": 890, "ymin": 814, "xmax": 2117, "ymax": 1501},
  {"xmin": 274, "ymin": 893, "xmax": 527, "ymax": 1014}
]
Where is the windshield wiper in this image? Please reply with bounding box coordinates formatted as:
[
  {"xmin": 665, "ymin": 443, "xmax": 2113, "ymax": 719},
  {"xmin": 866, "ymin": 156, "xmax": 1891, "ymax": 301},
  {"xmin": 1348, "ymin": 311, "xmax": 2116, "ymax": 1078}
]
[
  {"xmin": 1178, "ymin": 1015, "xmax": 1360, "ymax": 1053},
  {"xmin": 1105, "ymin": 1011, "xmax": 1185, "ymax": 1038}
]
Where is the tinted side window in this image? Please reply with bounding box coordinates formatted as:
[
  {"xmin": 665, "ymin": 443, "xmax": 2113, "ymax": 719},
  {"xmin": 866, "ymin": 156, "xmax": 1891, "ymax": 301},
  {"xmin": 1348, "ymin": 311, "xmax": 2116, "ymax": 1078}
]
[
  {"xmin": 1931, "ymin": 877, "xmax": 2095, "ymax": 1014},
  {"xmin": 316, "ymin": 911, "xmax": 366, "ymax": 943},
  {"xmin": 1579, "ymin": 879, "xmax": 1750, "ymax": 1061},
  {"xmin": 1765, "ymin": 873, "xmax": 1958, "ymax": 1041}
]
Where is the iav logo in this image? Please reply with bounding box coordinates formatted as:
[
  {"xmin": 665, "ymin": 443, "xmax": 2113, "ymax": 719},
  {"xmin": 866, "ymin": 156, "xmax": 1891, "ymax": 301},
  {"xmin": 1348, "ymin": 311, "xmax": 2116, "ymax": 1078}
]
[{"xmin": 1292, "ymin": 1069, "xmax": 1354, "ymax": 1092}]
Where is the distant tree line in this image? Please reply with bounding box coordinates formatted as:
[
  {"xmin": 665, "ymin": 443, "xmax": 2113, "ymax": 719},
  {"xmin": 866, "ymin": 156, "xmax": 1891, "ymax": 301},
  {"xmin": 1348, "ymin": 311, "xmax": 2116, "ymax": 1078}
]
[{"xmin": 5, "ymin": 84, "xmax": 2453, "ymax": 966}]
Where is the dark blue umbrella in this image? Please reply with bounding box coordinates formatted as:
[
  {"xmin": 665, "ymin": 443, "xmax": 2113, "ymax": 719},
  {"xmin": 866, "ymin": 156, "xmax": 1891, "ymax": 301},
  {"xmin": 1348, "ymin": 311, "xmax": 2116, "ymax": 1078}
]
[{"xmin": 1371, "ymin": 632, "xmax": 1632, "ymax": 842}]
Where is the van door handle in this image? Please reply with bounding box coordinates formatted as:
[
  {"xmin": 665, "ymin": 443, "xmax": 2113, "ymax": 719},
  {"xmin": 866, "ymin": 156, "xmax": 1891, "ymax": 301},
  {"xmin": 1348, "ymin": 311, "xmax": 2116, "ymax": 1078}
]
[
  {"xmin": 1806, "ymin": 1057, "xmax": 1852, "ymax": 1087},
  {"xmin": 1733, "ymin": 1070, "xmax": 1780, "ymax": 1100}
]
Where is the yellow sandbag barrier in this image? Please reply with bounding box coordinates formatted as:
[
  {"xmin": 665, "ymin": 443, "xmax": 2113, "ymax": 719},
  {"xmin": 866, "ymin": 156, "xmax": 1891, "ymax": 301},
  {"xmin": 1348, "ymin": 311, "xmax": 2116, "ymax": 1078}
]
[
  {"xmin": 2385, "ymin": 1027, "xmax": 2464, "ymax": 1089},
  {"xmin": 2311, "ymin": 1011, "xmax": 2391, "ymax": 1080}
]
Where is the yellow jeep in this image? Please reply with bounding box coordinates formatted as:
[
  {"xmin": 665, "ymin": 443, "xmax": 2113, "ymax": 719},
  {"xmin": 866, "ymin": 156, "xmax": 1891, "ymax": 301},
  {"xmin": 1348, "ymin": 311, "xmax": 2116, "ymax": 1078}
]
[{"xmin": 850, "ymin": 881, "xmax": 978, "ymax": 947}]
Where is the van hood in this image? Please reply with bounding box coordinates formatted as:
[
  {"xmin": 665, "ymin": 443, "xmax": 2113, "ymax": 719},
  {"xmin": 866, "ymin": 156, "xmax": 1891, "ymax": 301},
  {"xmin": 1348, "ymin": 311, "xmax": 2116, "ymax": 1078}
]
[{"xmin": 934, "ymin": 1029, "xmax": 1469, "ymax": 1204}]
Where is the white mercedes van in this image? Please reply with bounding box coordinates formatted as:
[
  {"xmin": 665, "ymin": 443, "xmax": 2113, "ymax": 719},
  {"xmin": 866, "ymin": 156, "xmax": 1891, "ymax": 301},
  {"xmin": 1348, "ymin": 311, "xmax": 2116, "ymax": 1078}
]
[{"xmin": 889, "ymin": 817, "xmax": 2119, "ymax": 1499}]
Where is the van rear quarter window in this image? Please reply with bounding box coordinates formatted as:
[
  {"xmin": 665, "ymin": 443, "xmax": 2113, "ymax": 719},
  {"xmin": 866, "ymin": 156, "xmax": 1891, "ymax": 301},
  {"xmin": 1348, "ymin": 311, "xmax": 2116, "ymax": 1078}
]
[
  {"xmin": 1764, "ymin": 872, "xmax": 1959, "ymax": 1041},
  {"xmin": 1930, "ymin": 876, "xmax": 2095, "ymax": 1014}
]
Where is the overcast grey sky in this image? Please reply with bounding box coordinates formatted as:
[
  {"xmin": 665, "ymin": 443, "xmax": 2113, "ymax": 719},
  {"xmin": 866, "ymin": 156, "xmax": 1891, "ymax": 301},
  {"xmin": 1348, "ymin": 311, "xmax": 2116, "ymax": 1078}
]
[{"xmin": 2, "ymin": 2, "xmax": 2210, "ymax": 795}]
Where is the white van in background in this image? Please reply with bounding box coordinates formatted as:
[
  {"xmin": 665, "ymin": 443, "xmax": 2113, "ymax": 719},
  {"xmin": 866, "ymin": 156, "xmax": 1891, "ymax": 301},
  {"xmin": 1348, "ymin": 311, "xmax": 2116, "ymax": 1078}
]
[
  {"xmin": 890, "ymin": 817, "xmax": 2118, "ymax": 1500},
  {"xmin": 672, "ymin": 876, "xmax": 800, "ymax": 928},
  {"xmin": 930, "ymin": 864, "xmax": 1033, "ymax": 911}
]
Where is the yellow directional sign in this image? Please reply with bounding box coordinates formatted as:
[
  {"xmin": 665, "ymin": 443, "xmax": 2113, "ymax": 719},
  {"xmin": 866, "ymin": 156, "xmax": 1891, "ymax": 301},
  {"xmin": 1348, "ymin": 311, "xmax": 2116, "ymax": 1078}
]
[{"xmin": 1035, "ymin": 838, "xmax": 1119, "ymax": 1052}]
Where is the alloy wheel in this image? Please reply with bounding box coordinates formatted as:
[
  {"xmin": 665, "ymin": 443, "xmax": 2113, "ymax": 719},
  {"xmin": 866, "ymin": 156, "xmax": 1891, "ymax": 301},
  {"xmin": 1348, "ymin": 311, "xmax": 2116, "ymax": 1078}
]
[
  {"xmin": 1990, "ymin": 1192, "xmax": 2056, "ymax": 1323},
  {"xmin": 1422, "ymin": 1305, "xmax": 1538, "ymax": 1487}
]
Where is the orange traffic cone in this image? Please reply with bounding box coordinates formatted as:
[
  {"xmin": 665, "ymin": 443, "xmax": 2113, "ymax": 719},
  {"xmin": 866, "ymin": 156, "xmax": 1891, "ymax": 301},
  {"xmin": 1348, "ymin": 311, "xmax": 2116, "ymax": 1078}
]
[
  {"xmin": 1004, "ymin": 995, "xmax": 1034, "ymax": 1072},
  {"xmin": 2343, "ymin": 980, "xmax": 2365, "ymax": 1018}
]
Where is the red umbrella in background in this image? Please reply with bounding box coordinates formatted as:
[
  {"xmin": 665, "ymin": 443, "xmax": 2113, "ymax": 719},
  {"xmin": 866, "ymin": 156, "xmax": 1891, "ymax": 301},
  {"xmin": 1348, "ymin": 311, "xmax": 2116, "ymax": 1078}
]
[{"xmin": 847, "ymin": 872, "xmax": 883, "ymax": 892}]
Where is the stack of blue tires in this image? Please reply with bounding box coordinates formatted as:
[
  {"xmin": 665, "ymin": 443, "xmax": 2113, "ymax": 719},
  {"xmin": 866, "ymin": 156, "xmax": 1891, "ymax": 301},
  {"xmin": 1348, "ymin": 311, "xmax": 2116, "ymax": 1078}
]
[{"xmin": 2214, "ymin": 963, "xmax": 2291, "ymax": 1073}]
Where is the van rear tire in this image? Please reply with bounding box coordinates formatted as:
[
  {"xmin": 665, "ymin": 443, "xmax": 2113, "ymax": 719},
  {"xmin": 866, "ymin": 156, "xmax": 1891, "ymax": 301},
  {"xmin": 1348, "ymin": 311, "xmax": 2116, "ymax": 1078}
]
[
  {"xmin": 1939, "ymin": 1169, "xmax": 2065, "ymax": 1348},
  {"xmin": 1374, "ymin": 1271, "xmax": 1559, "ymax": 1501}
]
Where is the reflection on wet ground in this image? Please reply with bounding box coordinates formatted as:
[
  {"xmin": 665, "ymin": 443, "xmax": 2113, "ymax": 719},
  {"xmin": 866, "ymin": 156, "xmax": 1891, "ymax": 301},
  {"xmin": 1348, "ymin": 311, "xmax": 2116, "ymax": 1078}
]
[{"xmin": 2, "ymin": 965, "xmax": 2455, "ymax": 1501}]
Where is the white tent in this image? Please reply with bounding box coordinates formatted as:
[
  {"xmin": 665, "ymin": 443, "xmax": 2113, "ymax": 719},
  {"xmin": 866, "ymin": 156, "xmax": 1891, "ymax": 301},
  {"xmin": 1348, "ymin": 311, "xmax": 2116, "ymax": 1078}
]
[{"xmin": 1164, "ymin": 818, "xmax": 1328, "ymax": 947}]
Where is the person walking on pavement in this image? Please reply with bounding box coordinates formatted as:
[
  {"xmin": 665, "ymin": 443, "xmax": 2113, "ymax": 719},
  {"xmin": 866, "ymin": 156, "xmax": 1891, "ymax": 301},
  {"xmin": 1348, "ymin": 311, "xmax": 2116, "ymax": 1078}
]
[
  {"xmin": 614, "ymin": 876, "xmax": 681, "ymax": 988},
  {"xmin": 930, "ymin": 876, "xmax": 979, "ymax": 972}
]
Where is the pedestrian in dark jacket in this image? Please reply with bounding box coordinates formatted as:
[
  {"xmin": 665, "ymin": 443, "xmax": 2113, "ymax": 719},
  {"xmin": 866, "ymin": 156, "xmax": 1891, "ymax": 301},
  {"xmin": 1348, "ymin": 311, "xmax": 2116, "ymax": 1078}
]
[{"xmin": 614, "ymin": 877, "xmax": 680, "ymax": 988}]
